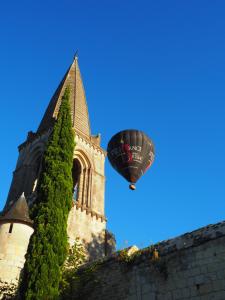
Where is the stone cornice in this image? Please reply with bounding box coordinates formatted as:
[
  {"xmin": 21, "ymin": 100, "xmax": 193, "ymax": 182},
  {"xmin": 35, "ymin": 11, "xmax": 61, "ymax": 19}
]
[
  {"xmin": 18, "ymin": 128, "xmax": 106, "ymax": 157},
  {"xmin": 75, "ymin": 130, "xmax": 107, "ymax": 156},
  {"xmin": 18, "ymin": 128, "xmax": 52, "ymax": 151},
  {"xmin": 73, "ymin": 201, "xmax": 107, "ymax": 222},
  {"xmin": 0, "ymin": 218, "xmax": 33, "ymax": 227}
]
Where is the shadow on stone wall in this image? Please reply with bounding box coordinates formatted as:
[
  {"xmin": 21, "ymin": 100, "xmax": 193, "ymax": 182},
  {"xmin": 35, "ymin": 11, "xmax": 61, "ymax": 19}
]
[
  {"xmin": 84, "ymin": 230, "xmax": 116, "ymax": 261},
  {"xmin": 0, "ymin": 231, "xmax": 116, "ymax": 300},
  {"xmin": 58, "ymin": 231, "xmax": 116, "ymax": 299}
]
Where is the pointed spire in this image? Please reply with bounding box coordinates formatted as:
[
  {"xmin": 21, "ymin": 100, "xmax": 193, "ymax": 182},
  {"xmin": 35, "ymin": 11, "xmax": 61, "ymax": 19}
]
[
  {"xmin": 74, "ymin": 50, "xmax": 78, "ymax": 60},
  {"xmin": 0, "ymin": 193, "xmax": 33, "ymax": 225},
  {"xmin": 37, "ymin": 56, "xmax": 91, "ymax": 138}
]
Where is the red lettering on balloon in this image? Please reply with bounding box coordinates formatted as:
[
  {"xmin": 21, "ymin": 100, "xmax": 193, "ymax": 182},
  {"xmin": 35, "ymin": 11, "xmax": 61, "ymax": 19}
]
[{"xmin": 121, "ymin": 144, "xmax": 133, "ymax": 162}]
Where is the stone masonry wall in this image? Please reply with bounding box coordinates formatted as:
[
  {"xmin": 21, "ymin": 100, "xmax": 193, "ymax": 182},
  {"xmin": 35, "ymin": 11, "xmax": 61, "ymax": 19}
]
[
  {"xmin": 66, "ymin": 221, "xmax": 225, "ymax": 300},
  {"xmin": 67, "ymin": 205, "xmax": 106, "ymax": 259},
  {"xmin": 0, "ymin": 222, "xmax": 33, "ymax": 284}
]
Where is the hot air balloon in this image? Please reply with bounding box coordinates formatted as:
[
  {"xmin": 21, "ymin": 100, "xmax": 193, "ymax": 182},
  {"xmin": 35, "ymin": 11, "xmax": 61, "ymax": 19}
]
[{"xmin": 107, "ymin": 130, "xmax": 155, "ymax": 190}]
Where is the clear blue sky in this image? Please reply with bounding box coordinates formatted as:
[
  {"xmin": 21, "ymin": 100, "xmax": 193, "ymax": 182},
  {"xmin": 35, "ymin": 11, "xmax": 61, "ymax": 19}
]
[{"xmin": 0, "ymin": 1, "xmax": 225, "ymax": 249}]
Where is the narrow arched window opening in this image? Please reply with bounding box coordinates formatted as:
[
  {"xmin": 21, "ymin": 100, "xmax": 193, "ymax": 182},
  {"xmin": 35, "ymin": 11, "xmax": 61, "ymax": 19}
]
[
  {"xmin": 9, "ymin": 223, "xmax": 13, "ymax": 233},
  {"xmin": 72, "ymin": 159, "xmax": 81, "ymax": 201},
  {"xmin": 32, "ymin": 156, "xmax": 42, "ymax": 192}
]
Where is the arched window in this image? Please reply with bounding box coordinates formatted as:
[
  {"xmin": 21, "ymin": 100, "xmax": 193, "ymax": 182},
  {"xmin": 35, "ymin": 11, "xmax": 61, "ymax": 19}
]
[
  {"xmin": 72, "ymin": 159, "xmax": 81, "ymax": 201},
  {"xmin": 32, "ymin": 156, "xmax": 42, "ymax": 192},
  {"xmin": 72, "ymin": 151, "xmax": 93, "ymax": 208},
  {"xmin": 24, "ymin": 145, "xmax": 45, "ymax": 197}
]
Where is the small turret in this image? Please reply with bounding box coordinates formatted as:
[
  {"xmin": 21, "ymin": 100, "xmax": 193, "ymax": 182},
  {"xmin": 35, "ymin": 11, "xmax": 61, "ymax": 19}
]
[{"xmin": 0, "ymin": 193, "xmax": 33, "ymax": 285}]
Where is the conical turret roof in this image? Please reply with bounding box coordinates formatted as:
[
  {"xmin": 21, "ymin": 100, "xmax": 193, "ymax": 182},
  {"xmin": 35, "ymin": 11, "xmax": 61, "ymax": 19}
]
[
  {"xmin": 0, "ymin": 193, "xmax": 33, "ymax": 225},
  {"xmin": 37, "ymin": 56, "xmax": 91, "ymax": 138}
]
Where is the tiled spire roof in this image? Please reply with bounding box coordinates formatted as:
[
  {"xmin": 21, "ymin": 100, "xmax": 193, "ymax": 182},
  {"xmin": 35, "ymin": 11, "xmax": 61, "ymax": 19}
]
[
  {"xmin": 0, "ymin": 193, "xmax": 33, "ymax": 225},
  {"xmin": 37, "ymin": 56, "xmax": 91, "ymax": 138}
]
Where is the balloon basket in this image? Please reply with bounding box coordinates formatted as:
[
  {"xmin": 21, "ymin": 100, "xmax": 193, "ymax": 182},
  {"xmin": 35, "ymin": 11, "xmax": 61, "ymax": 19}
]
[{"xmin": 129, "ymin": 184, "xmax": 136, "ymax": 191}]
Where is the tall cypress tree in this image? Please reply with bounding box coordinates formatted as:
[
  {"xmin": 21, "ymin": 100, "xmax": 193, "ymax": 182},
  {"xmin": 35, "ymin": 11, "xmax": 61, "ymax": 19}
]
[{"xmin": 19, "ymin": 87, "xmax": 75, "ymax": 300}]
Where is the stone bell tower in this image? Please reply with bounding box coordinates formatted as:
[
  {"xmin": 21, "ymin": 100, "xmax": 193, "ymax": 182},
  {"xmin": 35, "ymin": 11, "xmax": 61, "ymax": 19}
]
[{"xmin": 0, "ymin": 56, "xmax": 115, "ymax": 286}]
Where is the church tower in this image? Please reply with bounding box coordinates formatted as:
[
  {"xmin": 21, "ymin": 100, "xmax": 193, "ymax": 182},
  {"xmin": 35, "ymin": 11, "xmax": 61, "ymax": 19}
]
[{"xmin": 0, "ymin": 56, "xmax": 115, "ymax": 286}]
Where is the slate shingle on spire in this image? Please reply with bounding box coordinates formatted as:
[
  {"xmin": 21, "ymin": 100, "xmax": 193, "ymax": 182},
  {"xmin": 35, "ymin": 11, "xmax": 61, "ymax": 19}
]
[
  {"xmin": 0, "ymin": 193, "xmax": 33, "ymax": 225},
  {"xmin": 37, "ymin": 56, "xmax": 91, "ymax": 138}
]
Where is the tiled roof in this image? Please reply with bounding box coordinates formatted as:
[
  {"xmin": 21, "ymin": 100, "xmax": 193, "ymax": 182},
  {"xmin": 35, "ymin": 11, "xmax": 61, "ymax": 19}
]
[
  {"xmin": 0, "ymin": 193, "xmax": 33, "ymax": 225},
  {"xmin": 37, "ymin": 56, "xmax": 91, "ymax": 138}
]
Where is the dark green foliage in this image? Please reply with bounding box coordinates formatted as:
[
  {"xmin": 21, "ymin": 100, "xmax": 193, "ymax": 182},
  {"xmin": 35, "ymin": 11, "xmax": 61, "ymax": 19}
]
[{"xmin": 19, "ymin": 87, "xmax": 75, "ymax": 300}]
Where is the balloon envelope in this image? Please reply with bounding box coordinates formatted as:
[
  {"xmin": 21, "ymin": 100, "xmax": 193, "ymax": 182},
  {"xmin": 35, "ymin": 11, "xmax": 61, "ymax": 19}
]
[{"xmin": 107, "ymin": 130, "xmax": 155, "ymax": 184}]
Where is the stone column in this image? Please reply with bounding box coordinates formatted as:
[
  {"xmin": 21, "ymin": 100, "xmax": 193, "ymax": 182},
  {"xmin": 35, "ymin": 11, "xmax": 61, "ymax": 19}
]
[
  {"xmin": 87, "ymin": 168, "xmax": 92, "ymax": 208},
  {"xmin": 82, "ymin": 168, "xmax": 87, "ymax": 206},
  {"xmin": 77, "ymin": 170, "xmax": 83, "ymax": 203}
]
